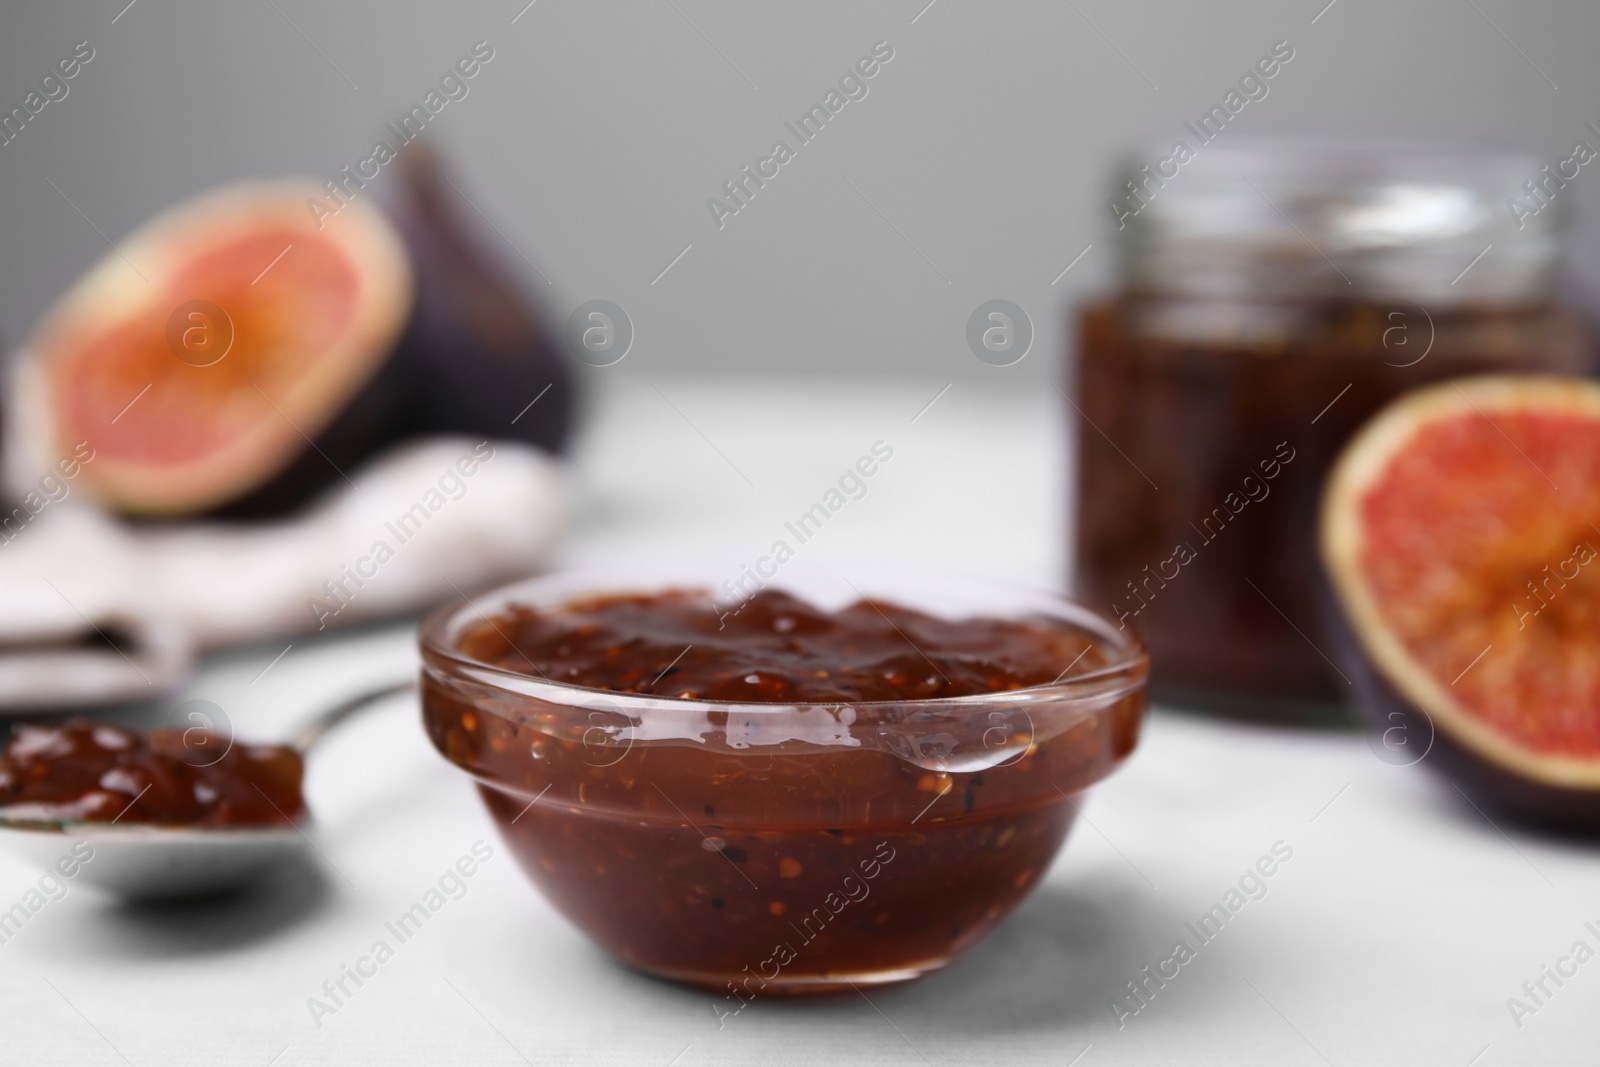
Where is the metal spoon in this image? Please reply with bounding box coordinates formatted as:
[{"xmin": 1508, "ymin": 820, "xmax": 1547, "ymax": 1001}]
[{"xmin": 0, "ymin": 681, "xmax": 413, "ymax": 900}]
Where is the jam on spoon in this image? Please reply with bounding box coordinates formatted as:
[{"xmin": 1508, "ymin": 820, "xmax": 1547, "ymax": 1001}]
[{"xmin": 0, "ymin": 720, "xmax": 305, "ymax": 828}]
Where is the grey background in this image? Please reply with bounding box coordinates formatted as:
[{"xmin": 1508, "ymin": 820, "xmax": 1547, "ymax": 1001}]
[{"xmin": 2, "ymin": 0, "xmax": 1598, "ymax": 387}]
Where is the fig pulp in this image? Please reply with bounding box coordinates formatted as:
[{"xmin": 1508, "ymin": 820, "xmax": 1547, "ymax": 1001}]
[
  {"xmin": 1321, "ymin": 375, "xmax": 1600, "ymax": 829},
  {"xmin": 6, "ymin": 150, "xmax": 574, "ymax": 518},
  {"xmin": 0, "ymin": 719, "xmax": 305, "ymax": 827}
]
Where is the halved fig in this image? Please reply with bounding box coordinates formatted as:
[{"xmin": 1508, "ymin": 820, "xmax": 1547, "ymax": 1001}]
[
  {"xmin": 10, "ymin": 183, "xmax": 412, "ymax": 515},
  {"xmin": 6, "ymin": 151, "xmax": 577, "ymax": 519},
  {"xmin": 1321, "ymin": 375, "xmax": 1600, "ymax": 828}
]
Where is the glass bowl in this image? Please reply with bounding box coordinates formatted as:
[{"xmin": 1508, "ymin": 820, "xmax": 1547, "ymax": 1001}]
[{"xmin": 418, "ymin": 563, "xmax": 1148, "ymax": 995}]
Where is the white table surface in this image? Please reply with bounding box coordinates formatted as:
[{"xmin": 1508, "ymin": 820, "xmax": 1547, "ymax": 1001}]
[{"xmin": 5, "ymin": 377, "xmax": 1597, "ymax": 1066}]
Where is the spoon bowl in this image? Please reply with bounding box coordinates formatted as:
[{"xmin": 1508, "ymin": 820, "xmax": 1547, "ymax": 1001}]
[
  {"xmin": 0, "ymin": 681, "xmax": 411, "ymax": 900},
  {"xmin": 0, "ymin": 819, "xmax": 307, "ymax": 899}
]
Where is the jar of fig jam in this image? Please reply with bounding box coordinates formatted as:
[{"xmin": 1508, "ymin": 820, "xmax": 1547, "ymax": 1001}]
[{"xmin": 1074, "ymin": 139, "xmax": 1592, "ymax": 716}]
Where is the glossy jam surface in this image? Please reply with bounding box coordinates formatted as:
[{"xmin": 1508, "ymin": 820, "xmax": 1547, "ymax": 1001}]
[
  {"xmin": 425, "ymin": 587, "xmax": 1144, "ymax": 993},
  {"xmin": 0, "ymin": 720, "xmax": 306, "ymax": 827},
  {"xmin": 455, "ymin": 588, "xmax": 1110, "ymax": 702}
]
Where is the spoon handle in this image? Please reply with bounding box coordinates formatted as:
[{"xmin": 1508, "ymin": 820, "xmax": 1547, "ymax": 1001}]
[{"xmin": 291, "ymin": 680, "xmax": 416, "ymax": 755}]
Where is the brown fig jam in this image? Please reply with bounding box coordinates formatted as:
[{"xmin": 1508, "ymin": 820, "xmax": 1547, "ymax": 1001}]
[
  {"xmin": 456, "ymin": 588, "xmax": 1110, "ymax": 701},
  {"xmin": 0, "ymin": 721, "xmax": 306, "ymax": 827},
  {"xmin": 421, "ymin": 583, "xmax": 1146, "ymax": 994}
]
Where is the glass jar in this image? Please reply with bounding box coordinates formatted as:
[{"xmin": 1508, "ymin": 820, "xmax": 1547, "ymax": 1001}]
[{"xmin": 1073, "ymin": 139, "xmax": 1592, "ymax": 717}]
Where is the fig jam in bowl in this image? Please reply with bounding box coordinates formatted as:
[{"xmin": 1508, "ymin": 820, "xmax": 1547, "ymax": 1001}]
[{"xmin": 419, "ymin": 565, "xmax": 1147, "ymax": 994}]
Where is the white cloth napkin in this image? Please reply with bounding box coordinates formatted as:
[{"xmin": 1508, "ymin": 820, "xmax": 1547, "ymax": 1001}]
[{"xmin": 0, "ymin": 436, "xmax": 564, "ymax": 709}]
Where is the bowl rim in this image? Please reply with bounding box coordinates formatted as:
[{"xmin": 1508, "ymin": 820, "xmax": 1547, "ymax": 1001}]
[{"xmin": 417, "ymin": 564, "xmax": 1150, "ymax": 715}]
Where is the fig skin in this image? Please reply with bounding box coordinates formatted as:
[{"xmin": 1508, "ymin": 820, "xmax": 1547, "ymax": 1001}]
[
  {"xmin": 387, "ymin": 147, "xmax": 575, "ymax": 456},
  {"xmin": 210, "ymin": 149, "xmax": 575, "ymax": 519},
  {"xmin": 1320, "ymin": 553, "xmax": 1600, "ymax": 836}
]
